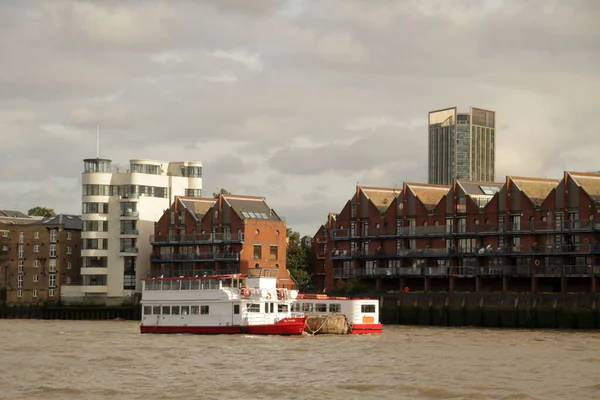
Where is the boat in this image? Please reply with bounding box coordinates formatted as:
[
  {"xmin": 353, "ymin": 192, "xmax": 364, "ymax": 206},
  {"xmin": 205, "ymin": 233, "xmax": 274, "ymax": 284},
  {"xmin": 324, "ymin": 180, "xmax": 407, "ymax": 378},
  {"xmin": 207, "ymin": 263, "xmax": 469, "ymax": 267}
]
[
  {"xmin": 139, "ymin": 267, "xmax": 383, "ymax": 335},
  {"xmin": 293, "ymin": 294, "xmax": 383, "ymax": 334}
]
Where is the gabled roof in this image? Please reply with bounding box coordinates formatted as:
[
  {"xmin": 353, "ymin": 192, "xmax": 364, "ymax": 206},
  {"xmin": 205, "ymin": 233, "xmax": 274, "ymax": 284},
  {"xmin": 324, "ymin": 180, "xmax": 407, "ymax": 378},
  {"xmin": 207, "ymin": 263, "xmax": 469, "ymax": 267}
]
[
  {"xmin": 510, "ymin": 176, "xmax": 560, "ymax": 206},
  {"xmin": 360, "ymin": 186, "xmax": 400, "ymax": 212},
  {"xmin": 457, "ymin": 181, "xmax": 503, "ymax": 196},
  {"xmin": 37, "ymin": 214, "xmax": 83, "ymax": 230},
  {"xmin": 177, "ymin": 197, "xmax": 216, "ymax": 221},
  {"xmin": 406, "ymin": 183, "xmax": 450, "ymax": 211},
  {"xmin": 223, "ymin": 195, "xmax": 282, "ymax": 222},
  {"xmin": 0, "ymin": 210, "xmax": 29, "ymax": 218},
  {"xmin": 568, "ymin": 172, "xmax": 600, "ymax": 203}
]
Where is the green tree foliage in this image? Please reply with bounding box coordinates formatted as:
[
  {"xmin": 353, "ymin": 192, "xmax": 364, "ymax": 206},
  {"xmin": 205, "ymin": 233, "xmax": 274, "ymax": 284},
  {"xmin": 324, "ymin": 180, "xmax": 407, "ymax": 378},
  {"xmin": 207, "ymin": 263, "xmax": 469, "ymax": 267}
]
[
  {"xmin": 213, "ymin": 188, "xmax": 231, "ymax": 198},
  {"xmin": 286, "ymin": 229, "xmax": 312, "ymax": 290},
  {"xmin": 27, "ymin": 207, "xmax": 55, "ymax": 217}
]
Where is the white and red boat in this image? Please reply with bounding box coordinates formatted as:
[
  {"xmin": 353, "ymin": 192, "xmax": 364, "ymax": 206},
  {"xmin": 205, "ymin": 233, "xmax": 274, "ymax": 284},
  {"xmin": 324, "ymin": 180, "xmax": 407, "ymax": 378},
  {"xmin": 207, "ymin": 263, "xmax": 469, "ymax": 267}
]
[{"xmin": 140, "ymin": 268, "xmax": 382, "ymax": 335}]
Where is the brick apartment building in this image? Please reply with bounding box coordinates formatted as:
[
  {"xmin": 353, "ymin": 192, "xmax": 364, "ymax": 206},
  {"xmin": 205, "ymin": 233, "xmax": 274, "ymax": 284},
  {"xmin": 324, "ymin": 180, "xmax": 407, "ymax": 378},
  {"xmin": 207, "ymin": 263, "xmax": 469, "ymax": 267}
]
[
  {"xmin": 150, "ymin": 194, "xmax": 296, "ymax": 289},
  {"xmin": 312, "ymin": 171, "xmax": 600, "ymax": 294},
  {"xmin": 0, "ymin": 213, "xmax": 82, "ymax": 304}
]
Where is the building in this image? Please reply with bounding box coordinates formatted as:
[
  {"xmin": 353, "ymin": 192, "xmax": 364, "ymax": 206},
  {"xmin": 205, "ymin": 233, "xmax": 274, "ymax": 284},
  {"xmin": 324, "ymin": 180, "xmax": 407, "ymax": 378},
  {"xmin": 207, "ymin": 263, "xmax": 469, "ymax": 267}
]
[
  {"xmin": 65, "ymin": 158, "xmax": 203, "ymax": 306},
  {"xmin": 149, "ymin": 194, "xmax": 295, "ymax": 289},
  {"xmin": 0, "ymin": 214, "xmax": 82, "ymax": 304},
  {"xmin": 428, "ymin": 107, "xmax": 495, "ymax": 185},
  {"xmin": 311, "ymin": 172, "xmax": 600, "ymax": 294}
]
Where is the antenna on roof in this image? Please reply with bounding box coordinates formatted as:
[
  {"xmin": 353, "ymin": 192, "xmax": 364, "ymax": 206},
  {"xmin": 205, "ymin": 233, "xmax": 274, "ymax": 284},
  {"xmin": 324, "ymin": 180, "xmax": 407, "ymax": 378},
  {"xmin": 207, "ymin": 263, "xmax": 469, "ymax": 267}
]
[{"xmin": 96, "ymin": 125, "xmax": 100, "ymax": 158}]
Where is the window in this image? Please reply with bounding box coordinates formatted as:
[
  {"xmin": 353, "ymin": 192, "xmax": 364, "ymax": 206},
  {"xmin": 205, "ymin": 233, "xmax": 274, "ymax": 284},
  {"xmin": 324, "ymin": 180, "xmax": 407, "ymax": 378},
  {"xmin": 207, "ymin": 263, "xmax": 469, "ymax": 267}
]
[
  {"xmin": 49, "ymin": 274, "xmax": 56, "ymax": 288},
  {"xmin": 66, "ymin": 246, "xmax": 72, "ymax": 255},
  {"xmin": 152, "ymin": 306, "xmax": 160, "ymax": 315},
  {"xmin": 33, "ymin": 290, "xmax": 38, "ymax": 298},
  {"xmin": 34, "ymin": 245, "xmax": 40, "ymax": 253},
  {"xmin": 19, "ymin": 232, "xmax": 24, "ymax": 243},
  {"xmin": 49, "ymin": 289, "xmax": 55, "ymax": 297},
  {"xmin": 191, "ymin": 306, "xmax": 199, "ymax": 315},
  {"xmin": 269, "ymin": 245, "xmax": 278, "ymax": 260},
  {"xmin": 181, "ymin": 306, "xmax": 189, "ymax": 315},
  {"xmin": 315, "ymin": 303, "xmax": 327, "ymax": 312},
  {"xmin": 18, "ymin": 261, "xmax": 23, "ymax": 272},
  {"xmin": 66, "ymin": 262, "xmax": 72, "ymax": 270},
  {"xmin": 200, "ymin": 305, "xmax": 209, "ymax": 315},
  {"xmin": 234, "ymin": 304, "xmax": 240, "ymax": 314},
  {"xmin": 67, "ymin": 232, "xmax": 72, "ymax": 240},
  {"xmin": 302, "ymin": 303, "xmax": 313, "ymax": 312},
  {"xmin": 253, "ymin": 245, "xmax": 261, "ymax": 260},
  {"xmin": 172, "ymin": 306, "xmax": 180, "ymax": 315},
  {"xmin": 34, "ymin": 232, "xmax": 39, "ymax": 239},
  {"xmin": 361, "ymin": 304, "xmax": 376, "ymax": 313},
  {"xmin": 162, "ymin": 306, "xmax": 171, "ymax": 315},
  {"xmin": 329, "ymin": 304, "xmax": 341, "ymax": 313},
  {"xmin": 50, "ymin": 229, "xmax": 57, "ymax": 242},
  {"xmin": 33, "ymin": 274, "xmax": 38, "ymax": 282},
  {"xmin": 17, "ymin": 290, "xmax": 22, "ymax": 298},
  {"xmin": 277, "ymin": 304, "xmax": 288, "ymax": 313},
  {"xmin": 50, "ymin": 244, "xmax": 57, "ymax": 257},
  {"xmin": 66, "ymin": 277, "xmax": 71, "ymax": 284},
  {"xmin": 17, "ymin": 276, "xmax": 23, "ymax": 288},
  {"xmin": 143, "ymin": 306, "xmax": 152, "ymax": 315},
  {"xmin": 1, "ymin": 231, "xmax": 8, "ymax": 238},
  {"xmin": 246, "ymin": 304, "xmax": 260, "ymax": 313},
  {"xmin": 34, "ymin": 260, "xmax": 39, "ymax": 268},
  {"xmin": 18, "ymin": 245, "xmax": 24, "ymax": 258}
]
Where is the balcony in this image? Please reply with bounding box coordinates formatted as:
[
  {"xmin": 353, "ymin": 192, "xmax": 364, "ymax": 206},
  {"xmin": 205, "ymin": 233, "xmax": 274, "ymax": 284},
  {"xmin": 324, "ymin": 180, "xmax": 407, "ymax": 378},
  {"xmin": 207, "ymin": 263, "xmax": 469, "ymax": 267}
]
[
  {"xmin": 119, "ymin": 247, "xmax": 138, "ymax": 255},
  {"xmin": 120, "ymin": 229, "xmax": 139, "ymax": 236},
  {"xmin": 120, "ymin": 211, "xmax": 139, "ymax": 218},
  {"xmin": 149, "ymin": 232, "xmax": 244, "ymax": 245},
  {"xmin": 330, "ymin": 249, "xmax": 355, "ymax": 260},
  {"xmin": 120, "ymin": 193, "xmax": 139, "ymax": 201},
  {"xmin": 215, "ymin": 252, "xmax": 240, "ymax": 261},
  {"xmin": 534, "ymin": 265, "xmax": 562, "ymax": 277},
  {"xmin": 398, "ymin": 225, "xmax": 449, "ymax": 237},
  {"xmin": 316, "ymin": 252, "xmax": 326, "ymax": 260},
  {"xmin": 150, "ymin": 251, "xmax": 240, "ymax": 263},
  {"xmin": 564, "ymin": 265, "xmax": 592, "ymax": 277},
  {"xmin": 331, "ymin": 229, "xmax": 350, "ymax": 240}
]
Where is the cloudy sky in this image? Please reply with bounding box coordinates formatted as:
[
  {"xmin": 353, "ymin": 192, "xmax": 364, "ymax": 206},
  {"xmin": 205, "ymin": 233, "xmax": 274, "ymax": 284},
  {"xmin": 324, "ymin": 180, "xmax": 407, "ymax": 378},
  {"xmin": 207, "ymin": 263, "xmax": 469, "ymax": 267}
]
[{"xmin": 0, "ymin": 0, "xmax": 598, "ymax": 235}]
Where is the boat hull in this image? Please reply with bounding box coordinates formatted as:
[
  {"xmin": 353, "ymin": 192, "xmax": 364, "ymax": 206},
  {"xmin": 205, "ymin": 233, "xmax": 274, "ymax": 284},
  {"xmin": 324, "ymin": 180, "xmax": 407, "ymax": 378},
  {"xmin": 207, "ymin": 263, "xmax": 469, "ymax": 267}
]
[
  {"xmin": 350, "ymin": 323, "xmax": 383, "ymax": 335},
  {"xmin": 140, "ymin": 317, "xmax": 306, "ymax": 336}
]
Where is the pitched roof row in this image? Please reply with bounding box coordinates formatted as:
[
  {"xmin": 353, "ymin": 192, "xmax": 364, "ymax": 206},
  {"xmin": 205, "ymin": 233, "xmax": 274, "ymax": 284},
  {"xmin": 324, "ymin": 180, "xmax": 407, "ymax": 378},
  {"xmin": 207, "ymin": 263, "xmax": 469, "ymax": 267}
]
[{"xmin": 176, "ymin": 194, "xmax": 283, "ymax": 222}]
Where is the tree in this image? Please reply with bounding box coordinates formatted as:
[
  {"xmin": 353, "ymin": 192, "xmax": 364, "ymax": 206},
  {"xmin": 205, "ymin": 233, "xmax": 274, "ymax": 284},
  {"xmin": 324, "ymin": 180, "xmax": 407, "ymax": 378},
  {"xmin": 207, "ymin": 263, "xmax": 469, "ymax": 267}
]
[
  {"xmin": 27, "ymin": 206, "xmax": 55, "ymax": 217},
  {"xmin": 213, "ymin": 188, "xmax": 231, "ymax": 198},
  {"xmin": 286, "ymin": 229, "xmax": 312, "ymax": 290}
]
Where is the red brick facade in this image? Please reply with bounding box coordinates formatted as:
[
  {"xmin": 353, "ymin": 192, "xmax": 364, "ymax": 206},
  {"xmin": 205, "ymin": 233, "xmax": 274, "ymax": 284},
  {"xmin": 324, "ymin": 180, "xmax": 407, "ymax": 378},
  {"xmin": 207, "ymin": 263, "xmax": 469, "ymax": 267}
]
[
  {"xmin": 312, "ymin": 172, "xmax": 600, "ymax": 294},
  {"xmin": 150, "ymin": 194, "xmax": 295, "ymax": 289}
]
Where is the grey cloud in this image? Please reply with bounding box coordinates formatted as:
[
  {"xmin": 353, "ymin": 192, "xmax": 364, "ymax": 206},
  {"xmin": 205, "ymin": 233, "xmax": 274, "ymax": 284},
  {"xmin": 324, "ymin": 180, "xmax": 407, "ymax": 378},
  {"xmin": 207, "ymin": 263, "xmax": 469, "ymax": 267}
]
[{"xmin": 0, "ymin": 0, "xmax": 598, "ymax": 234}]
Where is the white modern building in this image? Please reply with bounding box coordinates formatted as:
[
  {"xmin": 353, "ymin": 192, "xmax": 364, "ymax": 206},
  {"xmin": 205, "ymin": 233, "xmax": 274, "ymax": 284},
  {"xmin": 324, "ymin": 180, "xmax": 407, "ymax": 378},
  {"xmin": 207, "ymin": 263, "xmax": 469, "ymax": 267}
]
[{"xmin": 63, "ymin": 158, "xmax": 202, "ymax": 306}]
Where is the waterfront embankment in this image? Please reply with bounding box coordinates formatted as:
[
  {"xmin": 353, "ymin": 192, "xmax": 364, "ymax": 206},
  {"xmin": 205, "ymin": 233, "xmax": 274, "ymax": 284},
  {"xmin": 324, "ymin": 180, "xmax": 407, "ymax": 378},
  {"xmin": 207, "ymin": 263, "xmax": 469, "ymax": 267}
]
[
  {"xmin": 379, "ymin": 292, "xmax": 600, "ymax": 329},
  {"xmin": 0, "ymin": 305, "xmax": 140, "ymax": 320}
]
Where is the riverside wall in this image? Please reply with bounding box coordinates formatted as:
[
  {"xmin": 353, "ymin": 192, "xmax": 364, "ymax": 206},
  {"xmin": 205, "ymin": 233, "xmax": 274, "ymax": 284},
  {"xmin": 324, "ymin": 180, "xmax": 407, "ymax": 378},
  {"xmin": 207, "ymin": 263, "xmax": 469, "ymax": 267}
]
[
  {"xmin": 0, "ymin": 305, "xmax": 141, "ymax": 321},
  {"xmin": 379, "ymin": 293, "xmax": 600, "ymax": 329}
]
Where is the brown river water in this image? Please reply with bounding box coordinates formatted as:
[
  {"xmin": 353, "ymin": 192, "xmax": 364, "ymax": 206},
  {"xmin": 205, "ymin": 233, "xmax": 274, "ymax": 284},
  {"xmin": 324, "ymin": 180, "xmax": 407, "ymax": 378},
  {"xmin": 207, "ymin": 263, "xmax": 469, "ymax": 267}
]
[{"xmin": 0, "ymin": 320, "xmax": 599, "ymax": 400}]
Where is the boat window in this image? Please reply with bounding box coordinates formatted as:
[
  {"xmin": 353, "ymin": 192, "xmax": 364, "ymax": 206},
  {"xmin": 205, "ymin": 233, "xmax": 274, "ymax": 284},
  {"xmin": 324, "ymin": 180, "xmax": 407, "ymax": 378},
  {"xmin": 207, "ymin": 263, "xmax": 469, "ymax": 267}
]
[
  {"xmin": 190, "ymin": 280, "xmax": 200, "ymax": 290},
  {"xmin": 361, "ymin": 304, "xmax": 376, "ymax": 313},
  {"xmin": 292, "ymin": 303, "xmax": 301, "ymax": 312},
  {"xmin": 232, "ymin": 279, "xmax": 238, "ymax": 288},
  {"xmin": 172, "ymin": 306, "xmax": 180, "ymax": 315},
  {"xmin": 143, "ymin": 306, "xmax": 152, "ymax": 315},
  {"xmin": 171, "ymin": 280, "xmax": 181, "ymax": 290},
  {"xmin": 329, "ymin": 304, "xmax": 341, "ymax": 313},
  {"xmin": 247, "ymin": 304, "xmax": 260, "ymax": 313},
  {"xmin": 270, "ymin": 303, "xmax": 274, "ymax": 313},
  {"xmin": 181, "ymin": 306, "xmax": 190, "ymax": 315},
  {"xmin": 191, "ymin": 306, "xmax": 199, "ymax": 315},
  {"xmin": 315, "ymin": 303, "xmax": 327, "ymax": 312},
  {"xmin": 181, "ymin": 280, "xmax": 190, "ymax": 290},
  {"xmin": 265, "ymin": 303, "xmax": 270, "ymax": 314},
  {"xmin": 162, "ymin": 306, "xmax": 171, "ymax": 315},
  {"xmin": 234, "ymin": 304, "xmax": 240, "ymax": 314},
  {"xmin": 277, "ymin": 304, "xmax": 288, "ymax": 313},
  {"xmin": 152, "ymin": 306, "xmax": 160, "ymax": 315},
  {"xmin": 200, "ymin": 305, "xmax": 209, "ymax": 315},
  {"xmin": 222, "ymin": 279, "xmax": 231, "ymax": 288},
  {"xmin": 302, "ymin": 303, "xmax": 313, "ymax": 312}
]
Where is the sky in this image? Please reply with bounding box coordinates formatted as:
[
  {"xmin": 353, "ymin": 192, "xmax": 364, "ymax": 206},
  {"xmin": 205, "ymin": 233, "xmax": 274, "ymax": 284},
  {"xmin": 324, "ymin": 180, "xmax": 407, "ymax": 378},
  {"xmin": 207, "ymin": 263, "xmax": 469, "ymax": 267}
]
[{"xmin": 0, "ymin": 0, "xmax": 598, "ymax": 236}]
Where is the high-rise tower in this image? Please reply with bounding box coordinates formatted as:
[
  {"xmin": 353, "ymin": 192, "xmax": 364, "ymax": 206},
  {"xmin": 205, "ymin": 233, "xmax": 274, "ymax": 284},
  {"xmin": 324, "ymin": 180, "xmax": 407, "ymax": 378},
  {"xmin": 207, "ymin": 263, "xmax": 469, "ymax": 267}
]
[{"xmin": 428, "ymin": 107, "xmax": 495, "ymax": 185}]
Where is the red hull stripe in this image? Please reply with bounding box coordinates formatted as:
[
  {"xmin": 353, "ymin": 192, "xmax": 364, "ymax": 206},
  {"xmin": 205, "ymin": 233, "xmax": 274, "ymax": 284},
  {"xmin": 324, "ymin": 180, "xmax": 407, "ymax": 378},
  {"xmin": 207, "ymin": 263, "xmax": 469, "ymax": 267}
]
[
  {"xmin": 351, "ymin": 323, "xmax": 383, "ymax": 335},
  {"xmin": 140, "ymin": 318, "xmax": 306, "ymax": 336}
]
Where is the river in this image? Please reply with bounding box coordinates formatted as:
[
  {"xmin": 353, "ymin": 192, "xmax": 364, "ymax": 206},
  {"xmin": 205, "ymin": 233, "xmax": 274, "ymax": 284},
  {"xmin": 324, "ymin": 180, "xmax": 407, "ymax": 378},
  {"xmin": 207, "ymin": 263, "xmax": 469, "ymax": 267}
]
[{"xmin": 0, "ymin": 320, "xmax": 599, "ymax": 399}]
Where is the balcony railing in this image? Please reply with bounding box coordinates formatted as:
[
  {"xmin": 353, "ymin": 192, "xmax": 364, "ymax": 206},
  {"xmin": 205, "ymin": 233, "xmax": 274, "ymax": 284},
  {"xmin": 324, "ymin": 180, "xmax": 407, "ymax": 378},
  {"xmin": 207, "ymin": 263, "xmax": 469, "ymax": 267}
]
[
  {"xmin": 150, "ymin": 252, "xmax": 240, "ymax": 262},
  {"xmin": 120, "ymin": 247, "xmax": 138, "ymax": 254},
  {"xmin": 564, "ymin": 265, "xmax": 592, "ymax": 277},
  {"xmin": 120, "ymin": 193, "xmax": 139, "ymax": 200},
  {"xmin": 120, "ymin": 229, "xmax": 139, "ymax": 236},
  {"xmin": 120, "ymin": 211, "xmax": 139, "ymax": 217},
  {"xmin": 150, "ymin": 232, "xmax": 245, "ymax": 245}
]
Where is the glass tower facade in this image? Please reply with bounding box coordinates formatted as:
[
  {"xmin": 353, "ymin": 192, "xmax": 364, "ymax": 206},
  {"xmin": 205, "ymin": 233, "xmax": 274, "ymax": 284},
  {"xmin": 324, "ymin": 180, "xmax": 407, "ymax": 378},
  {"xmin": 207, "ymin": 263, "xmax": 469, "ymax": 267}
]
[{"xmin": 428, "ymin": 107, "xmax": 495, "ymax": 185}]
